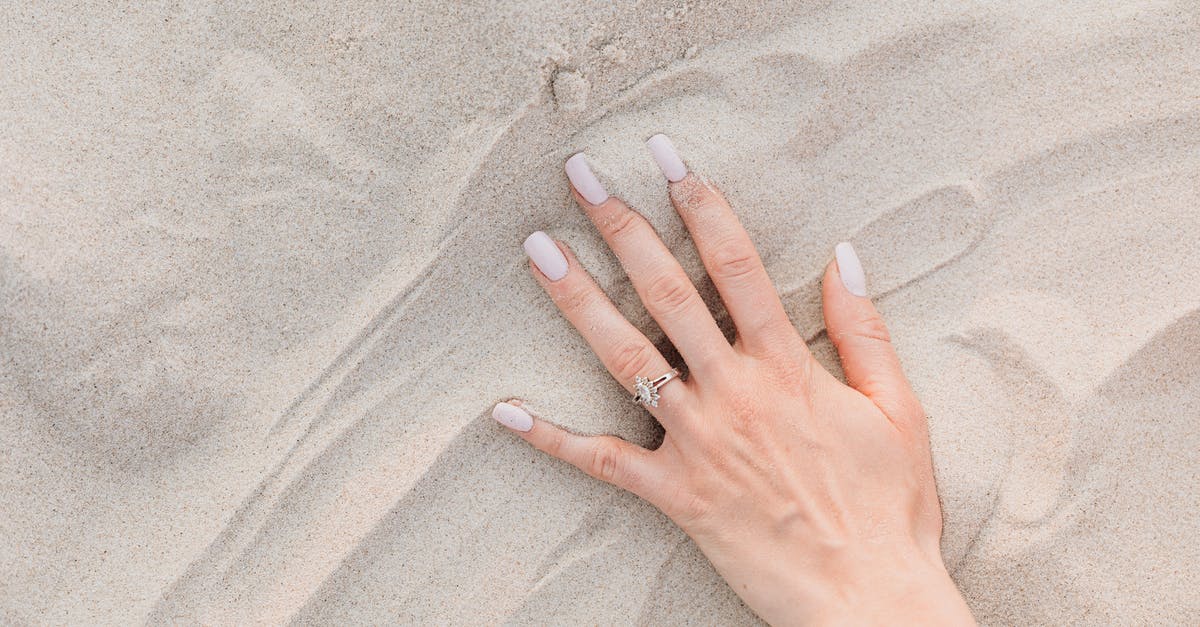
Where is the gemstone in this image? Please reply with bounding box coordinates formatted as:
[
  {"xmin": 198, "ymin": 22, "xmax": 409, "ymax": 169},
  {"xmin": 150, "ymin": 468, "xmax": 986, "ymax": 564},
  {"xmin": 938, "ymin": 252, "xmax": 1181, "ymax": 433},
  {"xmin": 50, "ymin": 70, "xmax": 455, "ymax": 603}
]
[{"xmin": 633, "ymin": 376, "xmax": 659, "ymax": 407}]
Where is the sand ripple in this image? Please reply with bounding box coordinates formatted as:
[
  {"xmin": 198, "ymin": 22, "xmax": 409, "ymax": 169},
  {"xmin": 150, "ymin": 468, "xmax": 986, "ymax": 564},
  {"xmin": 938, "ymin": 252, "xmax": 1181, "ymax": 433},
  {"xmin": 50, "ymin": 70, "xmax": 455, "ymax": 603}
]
[{"xmin": 2, "ymin": 1, "xmax": 1198, "ymax": 624}]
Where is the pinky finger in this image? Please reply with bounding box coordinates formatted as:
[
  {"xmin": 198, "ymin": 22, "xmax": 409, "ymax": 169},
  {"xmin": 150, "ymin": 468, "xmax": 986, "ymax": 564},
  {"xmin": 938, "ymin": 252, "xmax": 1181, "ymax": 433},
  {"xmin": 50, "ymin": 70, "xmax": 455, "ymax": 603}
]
[{"xmin": 493, "ymin": 401, "xmax": 665, "ymax": 502}]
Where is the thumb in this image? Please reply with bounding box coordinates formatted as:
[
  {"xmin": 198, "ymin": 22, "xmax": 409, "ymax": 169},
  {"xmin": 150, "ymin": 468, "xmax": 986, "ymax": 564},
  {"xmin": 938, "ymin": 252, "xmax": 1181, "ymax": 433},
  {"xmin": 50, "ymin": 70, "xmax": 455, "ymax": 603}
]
[{"xmin": 821, "ymin": 243, "xmax": 924, "ymax": 431}]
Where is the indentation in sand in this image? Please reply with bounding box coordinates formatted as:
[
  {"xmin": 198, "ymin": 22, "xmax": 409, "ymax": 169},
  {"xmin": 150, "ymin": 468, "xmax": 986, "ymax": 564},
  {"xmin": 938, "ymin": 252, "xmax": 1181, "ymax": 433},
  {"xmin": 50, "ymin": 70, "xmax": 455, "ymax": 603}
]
[{"xmin": 3, "ymin": 2, "xmax": 1198, "ymax": 624}]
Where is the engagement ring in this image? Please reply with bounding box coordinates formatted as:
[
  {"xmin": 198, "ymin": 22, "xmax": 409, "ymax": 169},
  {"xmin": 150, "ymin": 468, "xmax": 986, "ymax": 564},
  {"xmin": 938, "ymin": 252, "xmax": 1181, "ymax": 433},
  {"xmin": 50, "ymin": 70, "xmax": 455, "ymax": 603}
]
[{"xmin": 632, "ymin": 368, "xmax": 683, "ymax": 408}]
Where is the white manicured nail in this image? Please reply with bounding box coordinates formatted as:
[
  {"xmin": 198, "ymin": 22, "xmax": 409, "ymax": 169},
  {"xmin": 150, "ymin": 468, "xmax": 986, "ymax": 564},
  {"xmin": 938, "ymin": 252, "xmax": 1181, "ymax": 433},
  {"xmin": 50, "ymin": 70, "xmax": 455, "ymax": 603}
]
[
  {"xmin": 565, "ymin": 153, "xmax": 609, "ymax": 204},
  {"xmin": 646, "ymin": 134, "xmax": 687, "ymax": 182},
  {"xmin": 492, "ymin": 402, "xmax": 533, "ymax": 432},
  {"xmin": 835, "ymin": 242, "xmax": 867, "ymax": 297},
  {"xmin": 523, "ymin": 231, "xmax": 568, "ymax": 281}
]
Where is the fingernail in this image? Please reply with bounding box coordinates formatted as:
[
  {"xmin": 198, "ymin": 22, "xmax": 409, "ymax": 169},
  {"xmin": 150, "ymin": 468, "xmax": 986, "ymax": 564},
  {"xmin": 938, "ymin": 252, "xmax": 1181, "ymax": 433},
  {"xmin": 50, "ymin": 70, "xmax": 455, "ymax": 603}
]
[
  {"xmin": 565, "ymin": 153, "xmax": 609, "ymax": 204},
  {"xmin": 523, "ymin": 231, "xmax": 569, "ymax": 281},
  {"xmin": 835, "ymin": 242, "xmax": 868, "ymax": 297},
  {"xmin": 646, "ymin": 134, "xmax": 687, "ymax": 182},
  {"xmin": 492, "ymin": 401, "xmax": 533, "ymax": 432}
]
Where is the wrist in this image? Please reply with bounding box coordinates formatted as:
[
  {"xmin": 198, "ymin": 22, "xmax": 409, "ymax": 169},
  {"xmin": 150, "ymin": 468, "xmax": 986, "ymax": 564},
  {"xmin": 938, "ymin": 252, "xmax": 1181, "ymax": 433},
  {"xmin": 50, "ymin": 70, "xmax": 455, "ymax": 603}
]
[{"xmin": 806, "ymin": 545, "xmax": 974, "ymax": 627}]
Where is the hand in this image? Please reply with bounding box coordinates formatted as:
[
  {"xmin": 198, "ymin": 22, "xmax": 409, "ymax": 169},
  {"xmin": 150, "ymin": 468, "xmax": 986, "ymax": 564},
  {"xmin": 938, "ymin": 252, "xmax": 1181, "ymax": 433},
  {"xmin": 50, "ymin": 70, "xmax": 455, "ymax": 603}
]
[{"xmin": 493, "ymin": 135, "xmax": 975, "ymax": 626}]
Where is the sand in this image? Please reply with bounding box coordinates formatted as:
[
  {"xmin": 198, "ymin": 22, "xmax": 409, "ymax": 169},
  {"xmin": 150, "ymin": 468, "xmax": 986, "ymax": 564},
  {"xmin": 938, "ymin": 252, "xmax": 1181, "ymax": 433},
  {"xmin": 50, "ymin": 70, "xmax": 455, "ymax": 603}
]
[{"xmin": 2, "ymin": 0, "xmax": 1198, "ymax": 624}]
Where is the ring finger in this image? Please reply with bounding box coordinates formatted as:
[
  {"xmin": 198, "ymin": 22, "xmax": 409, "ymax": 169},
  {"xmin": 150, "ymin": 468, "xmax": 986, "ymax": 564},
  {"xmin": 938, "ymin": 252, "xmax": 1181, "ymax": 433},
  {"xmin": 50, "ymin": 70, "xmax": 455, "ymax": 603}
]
[{"xmin": 523, "ymin": 232, "xmax": 690, "ymax": 421}]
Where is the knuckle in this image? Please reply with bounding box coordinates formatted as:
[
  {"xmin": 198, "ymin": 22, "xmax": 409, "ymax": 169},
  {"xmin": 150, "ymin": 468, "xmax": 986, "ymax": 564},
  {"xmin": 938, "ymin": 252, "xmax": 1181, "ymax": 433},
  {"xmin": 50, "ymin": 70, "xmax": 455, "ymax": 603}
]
[
  {"xmin": 554, "ymin": 282, "xmax": 596, "ymax": 315},
  {"xmin": 644, "ymin": 272, "xmax": 697, "ymax": 317},
  {"xmin": 588, "ymin": 439, "xmax": 624, "ymax": 484},
  {"xmin": 610, "ymin": 341, "xmax": 656, "ymax": 382},
  {"xmin": 669, "ymin": 490, "xmax": 712, "ymax": 529},
  {"xmin": 855, "ymin": 311, "xmax": 892, "ymax": 343},
  {"xmin": 708, "ymin": 244, "xmax": 760, "ymax": 282},
  {"xmin": 854, "ymin": 371, "xmax": 895, "ymax": 399},
  {"xmin": 726, "ymin": 392, "xmax": 760, "ymax": 435},
  {"xmin": 836, "ymin": 310, "xmax": 891, "ymax": 346},
  {"xmin": 545, "ymin": 428, "xmax": 570, "ymax": 459},
  {"xmin": 598, "ymin": 207, "xmax": 644, "ymax": 240},
  {"xmin": 765, "ymin": 352, "xmax": 813, "ymax": 390},
  {"xmin": 670, "ymin": 177, "xmax": 723, "ymax": 215}
]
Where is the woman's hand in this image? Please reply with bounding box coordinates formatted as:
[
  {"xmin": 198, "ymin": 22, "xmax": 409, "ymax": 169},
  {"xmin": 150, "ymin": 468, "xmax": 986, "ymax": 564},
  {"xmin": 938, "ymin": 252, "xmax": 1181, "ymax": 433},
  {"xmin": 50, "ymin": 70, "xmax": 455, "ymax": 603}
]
[{"xmin": 493, "ymin": 135, "xmax": 974, "ymax": 626}]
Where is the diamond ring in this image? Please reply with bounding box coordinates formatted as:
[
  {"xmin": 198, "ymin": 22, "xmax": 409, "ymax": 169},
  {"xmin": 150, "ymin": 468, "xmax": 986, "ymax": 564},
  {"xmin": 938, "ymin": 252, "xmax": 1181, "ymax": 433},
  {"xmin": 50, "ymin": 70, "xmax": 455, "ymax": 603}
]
[{"xmin": 632, "ymin": 368, "xmax": 683, "ymax": 408}]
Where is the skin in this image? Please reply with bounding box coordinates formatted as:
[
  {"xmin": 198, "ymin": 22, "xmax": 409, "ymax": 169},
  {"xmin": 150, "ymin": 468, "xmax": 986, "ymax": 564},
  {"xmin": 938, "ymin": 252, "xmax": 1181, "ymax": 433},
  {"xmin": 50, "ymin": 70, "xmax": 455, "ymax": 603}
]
[{"xmin": 507, "ymin": 170, "xmax": 975, "ymax": 625}]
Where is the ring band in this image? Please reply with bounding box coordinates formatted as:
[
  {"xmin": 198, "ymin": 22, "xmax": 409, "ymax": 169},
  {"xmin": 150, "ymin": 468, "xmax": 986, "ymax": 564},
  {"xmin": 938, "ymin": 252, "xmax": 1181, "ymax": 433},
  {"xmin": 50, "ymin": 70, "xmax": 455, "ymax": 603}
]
[{"xmin": 632, "ymin": 368, "xmax": 683, "ymax": 408}]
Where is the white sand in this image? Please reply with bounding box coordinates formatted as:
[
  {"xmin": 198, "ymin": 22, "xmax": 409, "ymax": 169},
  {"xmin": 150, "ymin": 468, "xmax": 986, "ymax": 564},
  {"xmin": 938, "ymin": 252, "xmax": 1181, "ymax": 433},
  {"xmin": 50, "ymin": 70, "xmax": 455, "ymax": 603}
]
[{"xmin": 2, "ymin": 1, "xmax": 1198, "ymax": 624}]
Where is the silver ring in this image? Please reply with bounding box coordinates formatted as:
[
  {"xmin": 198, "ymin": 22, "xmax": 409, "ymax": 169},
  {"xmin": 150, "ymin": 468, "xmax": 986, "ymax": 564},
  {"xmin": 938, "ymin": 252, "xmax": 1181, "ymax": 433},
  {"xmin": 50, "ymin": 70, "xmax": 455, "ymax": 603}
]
[{"xmin": 632, "ymin": 368, "xmax": 683, "ymax": 408}]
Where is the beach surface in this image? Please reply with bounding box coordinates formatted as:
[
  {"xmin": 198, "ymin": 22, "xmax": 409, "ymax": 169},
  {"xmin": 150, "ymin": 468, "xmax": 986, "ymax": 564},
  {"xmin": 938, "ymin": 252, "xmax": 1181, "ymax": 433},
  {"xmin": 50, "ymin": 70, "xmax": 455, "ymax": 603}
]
[{"xmin": 2, "ymin": 1, "xmax": 1198, "ymax": 624}]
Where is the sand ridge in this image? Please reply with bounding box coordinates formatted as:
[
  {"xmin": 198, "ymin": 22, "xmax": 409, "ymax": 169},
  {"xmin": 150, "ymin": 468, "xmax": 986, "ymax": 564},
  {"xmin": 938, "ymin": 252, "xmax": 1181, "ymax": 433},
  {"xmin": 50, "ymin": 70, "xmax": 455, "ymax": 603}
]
[{"xmin": 2, "ymin": 1, "xmax": 1198, "ymax": 624}]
